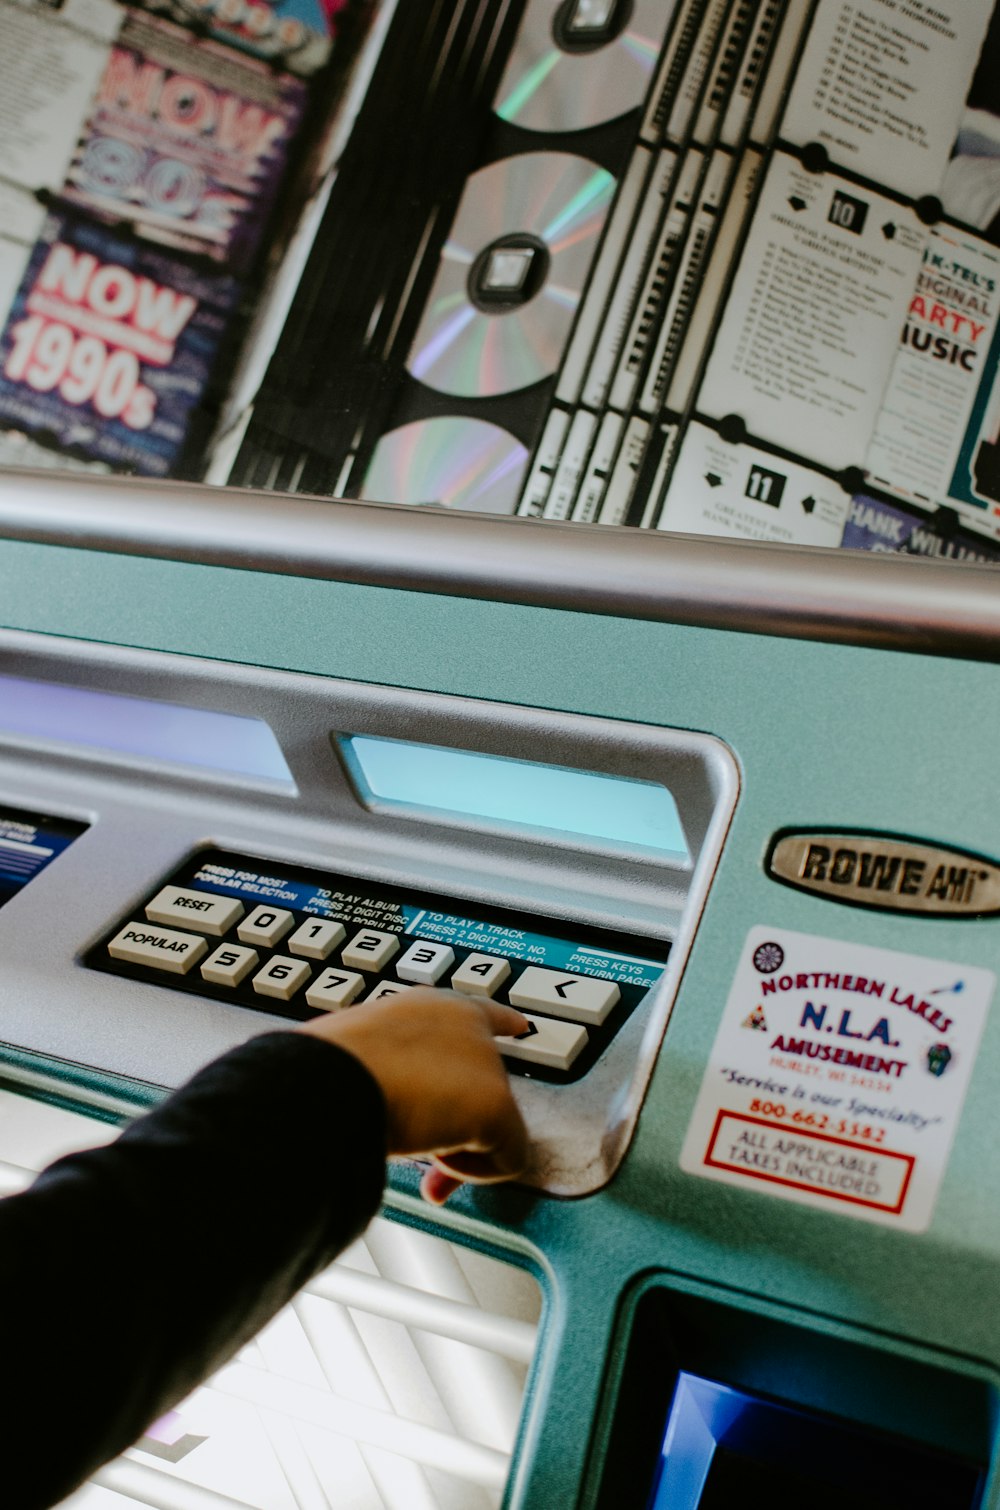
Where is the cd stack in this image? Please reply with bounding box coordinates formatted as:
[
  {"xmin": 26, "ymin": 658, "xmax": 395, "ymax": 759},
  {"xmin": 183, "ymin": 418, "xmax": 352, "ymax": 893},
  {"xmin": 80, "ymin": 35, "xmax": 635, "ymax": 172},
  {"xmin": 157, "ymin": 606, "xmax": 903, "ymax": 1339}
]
[
  {"xmin": 234, "ymin": 0, "xmax": 811, "ymax": 519},
  {"xmin": 229, "ymin": 0, "xmax": 1000, "ymax": 559}
]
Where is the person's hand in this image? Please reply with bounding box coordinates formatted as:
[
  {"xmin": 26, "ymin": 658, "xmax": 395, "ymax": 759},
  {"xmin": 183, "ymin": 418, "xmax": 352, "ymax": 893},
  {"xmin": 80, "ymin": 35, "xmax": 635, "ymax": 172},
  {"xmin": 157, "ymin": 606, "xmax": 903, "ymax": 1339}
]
[{"xmin": 296, "ymin": 990, "xmax": 530, "ymax": 1204}]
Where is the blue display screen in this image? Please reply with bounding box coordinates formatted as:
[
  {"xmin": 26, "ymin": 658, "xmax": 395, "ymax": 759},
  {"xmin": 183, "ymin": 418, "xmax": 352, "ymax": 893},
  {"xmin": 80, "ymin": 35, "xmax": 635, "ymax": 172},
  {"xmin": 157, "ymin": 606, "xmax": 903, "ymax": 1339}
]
[
  {"xmin": 0, "ymin": 805, "xmax": 87, "ymax": 910},
  {"xmin": 649, "ymin": 1372, "xmax": 984, "ymax": 1510},
  {"xmin": 339, "ymin": 734, "xmax": 689, "ymax": 861}
]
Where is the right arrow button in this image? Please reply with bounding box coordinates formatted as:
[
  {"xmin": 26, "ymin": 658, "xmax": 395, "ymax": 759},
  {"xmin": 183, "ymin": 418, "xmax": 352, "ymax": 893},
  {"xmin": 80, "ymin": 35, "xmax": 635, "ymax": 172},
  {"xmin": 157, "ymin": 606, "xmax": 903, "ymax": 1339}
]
[{"xmin": 508, "ymin": 966, "xmax": 620, "ymax": 1026}]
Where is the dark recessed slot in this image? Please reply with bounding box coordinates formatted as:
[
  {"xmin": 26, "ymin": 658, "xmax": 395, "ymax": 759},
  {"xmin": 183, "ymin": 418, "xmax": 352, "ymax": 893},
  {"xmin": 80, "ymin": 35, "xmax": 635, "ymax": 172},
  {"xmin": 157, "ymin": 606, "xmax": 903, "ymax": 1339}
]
[{"xmin": 593, "ymin": 1286, "xmax": 992, "ymax": 1510}]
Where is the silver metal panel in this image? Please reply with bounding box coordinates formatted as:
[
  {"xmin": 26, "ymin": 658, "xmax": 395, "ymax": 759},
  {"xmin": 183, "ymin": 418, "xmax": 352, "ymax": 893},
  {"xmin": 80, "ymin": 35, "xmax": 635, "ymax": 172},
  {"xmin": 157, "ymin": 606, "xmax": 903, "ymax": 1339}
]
[
  {"xmin": 0, "ymin": 470, "xmax": 998, "ymax": 658},
  {"xmin": 0, "ymin": 630, "xmax": 738, "ymax": 1196}
]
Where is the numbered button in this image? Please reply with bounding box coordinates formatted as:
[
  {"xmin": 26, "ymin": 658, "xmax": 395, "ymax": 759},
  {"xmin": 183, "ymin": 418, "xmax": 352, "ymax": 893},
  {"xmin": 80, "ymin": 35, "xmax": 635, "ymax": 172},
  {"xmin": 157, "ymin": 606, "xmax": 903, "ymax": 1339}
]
[
  {"xmin": 252, "ymin": 955, "xmax": 311, "ymax": 1002},
  {"xmin": 305, "ymin": 968, "xmax": 365, "ymax": 1010},
  {"xmin": 450, "ymin": 953, "xmax": 511, "ymax": 997},
  {"xmin": 239, "ymin": 907, "xmax": 295, "ymax": 949},
  {"xmin": 397, "ymin": 940, "xmax": 455, "ymax": 985},
  {"xmin": 288, "ymin": 918, "xmax": 346, "ymax": 960},
  {"xmin": 364, "ymin": 981, "xmax": 415, "ymax": 1002},
  {"xmin": 509, "ymin": 966, "xmax": 619, "ymax": 1026},
  {"xmin": 201, "ymin": 944, "xmax": 259, "ymax": 987},
  {"xmin": 342, "ymin": 929, "xmax": 399, "ymax": 971}
]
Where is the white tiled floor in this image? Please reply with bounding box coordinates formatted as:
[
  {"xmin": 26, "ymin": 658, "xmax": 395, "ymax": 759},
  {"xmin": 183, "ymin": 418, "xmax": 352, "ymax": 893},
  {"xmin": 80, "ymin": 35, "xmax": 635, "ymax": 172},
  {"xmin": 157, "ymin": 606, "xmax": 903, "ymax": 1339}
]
[{"xmin": 0, "ymin": 1086, "xmax": 540, "ymax": 1509}]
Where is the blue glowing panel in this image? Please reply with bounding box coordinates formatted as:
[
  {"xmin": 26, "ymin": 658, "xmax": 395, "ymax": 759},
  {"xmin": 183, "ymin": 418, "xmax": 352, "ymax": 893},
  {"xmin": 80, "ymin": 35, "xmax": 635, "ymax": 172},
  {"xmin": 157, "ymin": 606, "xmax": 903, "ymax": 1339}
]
[
  {"xmin": 652, "ymin": 1375, "xmax": 749, "ymax": 1509},
  {"xmin": 340, "ymin": 736, "xmax": 688, "ymax": 861},
  {"xmin": 648, "ymin": 1371, "xmax": 985, "ymax": 1509},
  {"xmin": 0, "ymin": 804, "xmax": 87, "ymax": 910},
  {"xmin": 0, "ymin": 676, "xmax": 294, "ymax": 786}
]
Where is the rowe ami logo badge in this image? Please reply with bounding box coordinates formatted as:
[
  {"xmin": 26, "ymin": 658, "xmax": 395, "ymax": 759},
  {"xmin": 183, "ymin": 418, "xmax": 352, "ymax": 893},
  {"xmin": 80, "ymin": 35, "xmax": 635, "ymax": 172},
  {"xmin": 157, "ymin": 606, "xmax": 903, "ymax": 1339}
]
[{"xmin": 767, "ymin": 832, "xmax": 1000, "ymax": 916}]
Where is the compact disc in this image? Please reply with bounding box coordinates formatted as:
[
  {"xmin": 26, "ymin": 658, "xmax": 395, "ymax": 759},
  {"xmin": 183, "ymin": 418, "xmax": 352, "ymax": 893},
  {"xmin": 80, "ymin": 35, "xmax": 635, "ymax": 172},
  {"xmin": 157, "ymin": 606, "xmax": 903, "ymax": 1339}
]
[
  {"xmin": 359, "ymin": 417, "xmax": 529, "ymax": 514},
  {"xmin": 407, "ymin": 152, "xmax": 615, "ymax": 397},
  {"xmin": 494, "ymin": 0, "xmax": 674, "ymax": 133}
]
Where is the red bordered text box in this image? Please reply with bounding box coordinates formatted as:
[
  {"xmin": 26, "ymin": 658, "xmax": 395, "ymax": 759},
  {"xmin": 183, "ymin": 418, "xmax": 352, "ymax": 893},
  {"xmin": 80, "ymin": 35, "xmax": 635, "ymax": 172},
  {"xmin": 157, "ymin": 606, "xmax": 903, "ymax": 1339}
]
[{"xmin": 704, "ymin": 1110, "xmax": 915, "ymax": 1214}]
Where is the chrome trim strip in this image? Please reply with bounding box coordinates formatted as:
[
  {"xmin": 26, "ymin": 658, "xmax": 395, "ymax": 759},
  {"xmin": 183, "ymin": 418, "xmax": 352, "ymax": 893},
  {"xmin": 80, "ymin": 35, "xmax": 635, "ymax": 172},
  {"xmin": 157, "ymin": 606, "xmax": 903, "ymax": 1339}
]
[{"xmin": 0, "ymin": 469, "xmax": 998, "ymax": 657}]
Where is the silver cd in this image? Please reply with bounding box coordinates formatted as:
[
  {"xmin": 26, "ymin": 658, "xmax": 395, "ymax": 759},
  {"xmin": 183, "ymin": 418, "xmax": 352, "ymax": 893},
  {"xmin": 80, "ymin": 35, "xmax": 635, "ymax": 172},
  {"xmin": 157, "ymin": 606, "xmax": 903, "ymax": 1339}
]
[
  {"xmin": 494, "ymin": 0, "xmax": 674, "ymax": 133},
  {"xmin": 360, "ymin": 417, "xmax": 529, "ymax": 514},
  {"xmin": 407, "ymin": 152, "xmax": 615, "ymax": 397}
]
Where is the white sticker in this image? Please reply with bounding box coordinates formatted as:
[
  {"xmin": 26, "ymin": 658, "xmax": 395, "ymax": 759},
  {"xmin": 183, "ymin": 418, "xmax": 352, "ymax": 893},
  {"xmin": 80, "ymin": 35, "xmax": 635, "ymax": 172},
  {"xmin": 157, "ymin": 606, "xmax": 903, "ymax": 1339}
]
[
  {"xmin": 658, "ymin": 421, "xmax": 849, "ymax": 546},
  {"xmin": 0, "ymin": 0, "xmax": 122, "ymax": 196},
  {"xmin": 779, "ymin": 0, "xmax": 993, "ymax": 200},
  {"xmin": 680, "ymin": 927, "xmax": 993, "ymax": 1230},
  {"xmin": 696, "ymin": 152, "xmax": 926, "ymax": 469}
]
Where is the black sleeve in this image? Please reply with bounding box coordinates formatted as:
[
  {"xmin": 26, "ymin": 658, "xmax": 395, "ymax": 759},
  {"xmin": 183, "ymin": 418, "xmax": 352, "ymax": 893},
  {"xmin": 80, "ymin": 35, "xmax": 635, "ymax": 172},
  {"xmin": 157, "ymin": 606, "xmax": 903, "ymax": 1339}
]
[{"xmin": 0, "ymin": 1031, "xmax": 388, "ymax": 1510}]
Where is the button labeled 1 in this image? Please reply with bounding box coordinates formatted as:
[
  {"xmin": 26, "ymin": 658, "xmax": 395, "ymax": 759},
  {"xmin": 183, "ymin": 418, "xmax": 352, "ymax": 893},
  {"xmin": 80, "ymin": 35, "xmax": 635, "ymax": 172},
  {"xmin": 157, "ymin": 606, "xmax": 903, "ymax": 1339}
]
[
  {"xmin": 288, "ymin": 918, "xmax": 346, "ymax": 959},
  {"xmin": 508, "ymin": 966, "xmax": 619, "ymax": 1025}
]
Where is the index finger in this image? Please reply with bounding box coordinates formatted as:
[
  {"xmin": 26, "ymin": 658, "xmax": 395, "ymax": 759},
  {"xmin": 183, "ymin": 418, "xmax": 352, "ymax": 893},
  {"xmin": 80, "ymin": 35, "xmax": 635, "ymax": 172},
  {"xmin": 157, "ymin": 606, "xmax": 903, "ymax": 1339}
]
[{"xmin": 477, "ymin": 1000, "xmax": 531, "ymax": 1039}]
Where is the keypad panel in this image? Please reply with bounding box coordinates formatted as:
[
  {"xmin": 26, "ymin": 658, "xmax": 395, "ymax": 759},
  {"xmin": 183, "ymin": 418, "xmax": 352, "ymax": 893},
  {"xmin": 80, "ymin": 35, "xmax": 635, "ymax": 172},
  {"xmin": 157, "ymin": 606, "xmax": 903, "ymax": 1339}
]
[{"xmin": 86, "ymin": 849, "xmax": 669, "ymax": 1084}]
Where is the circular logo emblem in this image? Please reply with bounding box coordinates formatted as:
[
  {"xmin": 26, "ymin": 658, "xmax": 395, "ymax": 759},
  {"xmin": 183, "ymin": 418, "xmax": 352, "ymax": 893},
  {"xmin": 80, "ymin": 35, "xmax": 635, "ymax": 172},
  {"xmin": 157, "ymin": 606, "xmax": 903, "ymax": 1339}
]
[{"xmin": 753, "ymin": 941, "xmax": 784, "ymax": 974}]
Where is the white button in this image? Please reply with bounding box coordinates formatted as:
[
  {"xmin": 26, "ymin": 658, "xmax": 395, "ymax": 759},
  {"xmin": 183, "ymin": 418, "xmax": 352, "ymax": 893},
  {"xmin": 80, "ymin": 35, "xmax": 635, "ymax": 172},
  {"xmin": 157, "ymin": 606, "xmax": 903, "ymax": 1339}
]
[
  {"xmin": 252, "ymin": 955, "xmax": 311, "ymax": 1001},
  {"xmin": 342, "ymin": 929, "xmax": 400, "ymax": 971},
  {"xmin": 288, "ymin": 918, "xmax": 346, "ymax": 959},
  {"xmin": 201, "ymin": 944, "xmax": 259, "ymax": 986},
  {"xmin": 508, "ymin": 966, "xmax": 619, "ymax": 1025},
  {"xmin": 450, "ymin": 953, "xmax": 511, "ymax": 997},
  {"xmin": 145, "ymin": 885, "xmax": 244, "ymax": 937},
  {"xmin": 498, "ymin": 1013, "xmax": 588, "ymax": 1071},
  {"xmin": 305, "ymin": 968, "xmax": 365, "ymax": 1010},
  {"xmin": 238, "ymin": 906, "xmax": 295, "ymax": 948},
  {"xmin": 397, "ymin": 940, "xmax": 455, "ymax": 984},
  {"xmin": 108, "ymin": 922, "xmax": 207, "ymax": 975},
  {"xmin": 364, "ymin": 981, "xmax": 415, "ymax": 1002}
]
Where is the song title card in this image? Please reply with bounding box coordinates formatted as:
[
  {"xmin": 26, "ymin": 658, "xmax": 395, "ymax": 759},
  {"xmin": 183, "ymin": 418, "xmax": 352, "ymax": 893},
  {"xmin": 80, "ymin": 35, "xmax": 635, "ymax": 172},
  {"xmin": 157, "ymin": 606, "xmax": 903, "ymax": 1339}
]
[{"xmin": 697, "ymin": 152, "xmax": 925, "ymax": 469}]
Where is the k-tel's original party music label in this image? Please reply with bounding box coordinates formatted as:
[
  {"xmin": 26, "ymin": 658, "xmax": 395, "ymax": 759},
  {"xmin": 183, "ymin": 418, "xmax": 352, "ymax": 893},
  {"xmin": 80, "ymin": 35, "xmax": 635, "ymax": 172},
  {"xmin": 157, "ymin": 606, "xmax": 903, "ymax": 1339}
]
[
  {"xmin": 494, "ymin": 0, "xmax": 676, "ymax": 134},
  {"xmin": 681, "ymin": 926, "xmax": 994, "ymax": 1231},
  {"xmin": 0, "ymin": 213, "xmax": 239, "ymax": 476},
  {"xmin": 696, "ymin": 152, "xmax": 925, "ymax": 469},
  {"xmin": 359, "ymin": 416, "xmax": 529, "ymax": 515},
  {"xmin": 865, "ymin": 227, "xmax": 1000, "ymax": 521},
  {"xmin": 406, "ymin": 153, "xmax": 615, "ymax": 398}
]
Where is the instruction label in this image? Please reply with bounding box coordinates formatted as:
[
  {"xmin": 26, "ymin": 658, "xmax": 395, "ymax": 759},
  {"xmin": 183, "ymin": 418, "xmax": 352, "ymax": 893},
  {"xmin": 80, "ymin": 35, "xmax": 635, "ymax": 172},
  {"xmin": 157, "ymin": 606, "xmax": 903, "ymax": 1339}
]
[{"xmin": 680, "ymin": 926, "xmax": 993, "ymax": 1230}]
